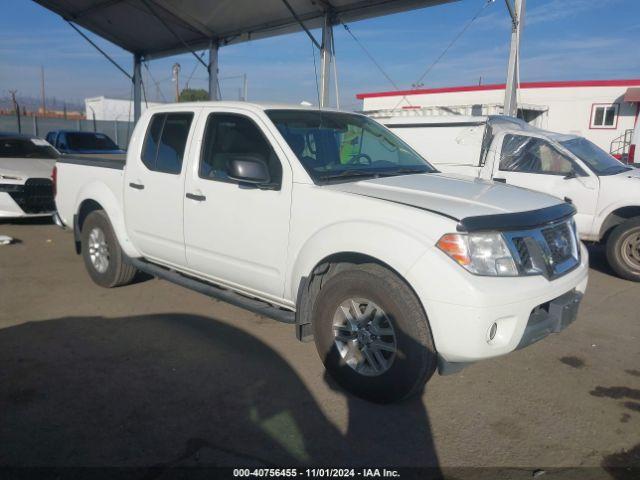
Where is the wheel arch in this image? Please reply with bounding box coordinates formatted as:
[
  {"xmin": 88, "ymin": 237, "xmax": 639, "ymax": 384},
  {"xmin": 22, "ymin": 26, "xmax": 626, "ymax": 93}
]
[
  {"xmin": 598, "ymin": 205, "xmax": 640, "ymax": 242},
  {"xmin": 74, "ymin": 183, "xmax": 140, "ymax": 258}
]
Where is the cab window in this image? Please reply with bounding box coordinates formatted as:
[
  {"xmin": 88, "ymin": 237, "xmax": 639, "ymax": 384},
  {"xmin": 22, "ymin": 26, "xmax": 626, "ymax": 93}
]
[
  {"xmin": 499, "ymin": 134, "xmax": 584, "ymax": 176},
  {"xmin": 141, "ymin": 112, "xmax": 194, "ymax": 174},
  {"xmin": 199, "ymin": 113, "xmax": 282, "ymax": 187}
]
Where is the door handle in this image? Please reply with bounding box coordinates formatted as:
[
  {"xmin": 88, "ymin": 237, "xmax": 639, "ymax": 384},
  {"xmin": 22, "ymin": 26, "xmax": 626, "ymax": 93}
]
[
  {"xmin": 493, "ymin": 178, "xmax": 506, "ymax": 183},
  {"xmin": 129, "ymin": 182, "xmax": 145, "ymax": 190},
  {"xmin": 186, "ymin": 192, "xmax": 206, "ymax": 201}
]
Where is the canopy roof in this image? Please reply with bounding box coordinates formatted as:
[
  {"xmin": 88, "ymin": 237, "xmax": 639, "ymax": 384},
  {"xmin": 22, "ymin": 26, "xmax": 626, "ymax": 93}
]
[{"xmin": 35, "ymin": 0, "xmax": 456, "ymax": 59}]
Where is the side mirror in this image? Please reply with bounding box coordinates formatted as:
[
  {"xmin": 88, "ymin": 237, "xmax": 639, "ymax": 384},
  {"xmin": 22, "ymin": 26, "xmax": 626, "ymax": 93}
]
[
  {"xmin": 563, "ymin": 170, "xmax": 577, "ymax": 180},
  {"xmin": 226, "ymin": 154, "xmax": 271, "ymax": 185}
]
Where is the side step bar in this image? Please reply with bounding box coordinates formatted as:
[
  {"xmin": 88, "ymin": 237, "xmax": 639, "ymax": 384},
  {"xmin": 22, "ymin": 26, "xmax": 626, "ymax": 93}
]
[{"xmin": 128, "ymin": 258, "xmax": 295, "ymax": 324}]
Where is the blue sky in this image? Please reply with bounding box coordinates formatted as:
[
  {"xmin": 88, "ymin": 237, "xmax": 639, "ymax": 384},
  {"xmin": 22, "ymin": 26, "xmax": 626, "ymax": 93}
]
[{"xmin": 1, "ymin": 0, "xmax": 638, "ymax": 111}]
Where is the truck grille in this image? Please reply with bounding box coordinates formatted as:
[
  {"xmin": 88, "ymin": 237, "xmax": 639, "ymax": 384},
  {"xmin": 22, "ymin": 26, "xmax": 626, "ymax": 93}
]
[
  {"xmin": 8, "ymin": 178, "xmax": 55, "ymax": 214},
  {"xmin": 503, "ymin": 219, "xmax": 580, "ymax": 279}
]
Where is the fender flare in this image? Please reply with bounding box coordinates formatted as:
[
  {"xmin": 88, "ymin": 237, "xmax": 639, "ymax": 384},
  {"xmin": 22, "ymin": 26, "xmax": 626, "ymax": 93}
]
[
  {"xmin": 594, "ymin": 203, "xmax": 640, "ymax": 240},
  {"xmin": 287, "ymin": 220, "xmax": 429, "ymax": 303},
  {"xmin": 74, "ymin": 181, "xmax": 141, "ymax": 258}
]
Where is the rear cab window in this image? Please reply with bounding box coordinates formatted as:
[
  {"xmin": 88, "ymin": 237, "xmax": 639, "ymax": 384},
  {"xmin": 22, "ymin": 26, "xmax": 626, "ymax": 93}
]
[{"xmin": 141, "ymin": 112, "xmax": 194, "ymax": 174}]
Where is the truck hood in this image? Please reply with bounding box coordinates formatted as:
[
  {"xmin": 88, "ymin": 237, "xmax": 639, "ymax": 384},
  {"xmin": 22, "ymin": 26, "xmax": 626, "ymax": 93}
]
[
  {"xmin": 0, "ymin": 157, "xmax": 56, "ymax": 182},
  {"xmin": 325, "ymin": 173, "xmax": 562, "ymax": 221},
  {"xmin": 598, "ymin": 167, "xmax": 640, "ymax": 193}
]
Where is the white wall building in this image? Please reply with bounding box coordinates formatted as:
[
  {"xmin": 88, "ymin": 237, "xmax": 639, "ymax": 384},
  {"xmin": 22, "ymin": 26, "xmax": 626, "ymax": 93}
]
[
  {"xmin": 358, "ymin": 79, "xmax": 640, "ymax": 157},
  {"xmin": 85, "ymin": 96, "xmax": 164, "ymax": 122}
]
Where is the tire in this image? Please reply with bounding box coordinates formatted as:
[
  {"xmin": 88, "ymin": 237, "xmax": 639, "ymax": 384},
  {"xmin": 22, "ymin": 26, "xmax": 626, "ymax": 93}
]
[
  {"xmin": 312, "ymin": 263, "xmax": 437, "ymax": 403},
  {"xmin": 605, "ymin": 218, "xmax": 640, "ymax": 282},
  {"xmin": 81, "ymin": 210, "xmax": 137, "ymax": 288}
]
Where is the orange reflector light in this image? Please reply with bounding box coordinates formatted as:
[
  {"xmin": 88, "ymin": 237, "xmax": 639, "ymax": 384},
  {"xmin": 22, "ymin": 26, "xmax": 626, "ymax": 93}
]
[{"xmin": 437, "ymin": 234, "xmax": 471, "ymax": 266}]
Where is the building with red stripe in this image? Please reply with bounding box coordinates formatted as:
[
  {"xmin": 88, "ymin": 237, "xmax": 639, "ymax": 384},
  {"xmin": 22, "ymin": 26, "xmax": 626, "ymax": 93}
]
[{"xmin": 357, "ymin": 79, "xmax": 640, "ymax": 157}]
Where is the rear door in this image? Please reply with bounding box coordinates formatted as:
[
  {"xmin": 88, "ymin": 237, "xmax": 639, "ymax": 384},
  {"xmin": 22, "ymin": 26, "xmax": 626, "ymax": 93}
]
[
  {"xmin": 183, "ymin": 107, "xmax": 292, "ymax": 301},
  {"xmin": 492, "ymin": 132, "xmax": 599, "ymax": 235},
  {"xmin": 124, "ymin": 109, "xmax": 197, "ymax": 267}
]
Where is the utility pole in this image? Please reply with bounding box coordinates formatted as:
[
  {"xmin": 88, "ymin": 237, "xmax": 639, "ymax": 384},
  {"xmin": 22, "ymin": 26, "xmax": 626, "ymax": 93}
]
[
  {"xmin": 9, "ymin": 90, "xmax": 21, "ymax": 133},
  {"xmin": 40, "ymin": 65, "xmax": 46, "ymax": 116},
  {"xmin": 172, "ymin": 63, "xmax": 181, "ymax": 102},
  {"xmin": 242, "ymin": 73, "xmax": 248, "ymax": 101},
  {"xmin": 504, "ymin": 0, "xmax": 525, "ymax": 117}
]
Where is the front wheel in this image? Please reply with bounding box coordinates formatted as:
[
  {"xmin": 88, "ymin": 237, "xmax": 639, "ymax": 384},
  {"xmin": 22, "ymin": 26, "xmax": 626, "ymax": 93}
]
[
  {"xmin": 312, "ymin": 264, "xmax": 437, "ymax": 403},
  {"xmin": 605, "ymin": 218, "xmax": 640, "ymax": 282},
  {"xmin": 81, "ymin": 210, "xmax": 137, "ymax": 288}
]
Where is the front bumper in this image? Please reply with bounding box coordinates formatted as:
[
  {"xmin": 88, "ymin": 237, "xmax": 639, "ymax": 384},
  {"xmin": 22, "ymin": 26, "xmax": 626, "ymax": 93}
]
[
  {"xmin": 406, "ymin": 242, "xmax": 589, "ymax": 365},
  {"xmin": 0, "ymin": 179, "xmax": 55, "ymax": 218}
]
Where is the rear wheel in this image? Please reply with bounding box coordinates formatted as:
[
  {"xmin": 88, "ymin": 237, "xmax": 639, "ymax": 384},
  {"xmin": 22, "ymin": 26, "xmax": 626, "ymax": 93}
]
[
  {"xmin": 606, "ymin": 218, "xmax": 640, "ymax": 282},
  {"xmin": 81, "ymin": 210, "xmax": 137, "ymax": 288},
  {"xmin": 312, "ymin": 263, "xmax": 437, "ymax": 403}
]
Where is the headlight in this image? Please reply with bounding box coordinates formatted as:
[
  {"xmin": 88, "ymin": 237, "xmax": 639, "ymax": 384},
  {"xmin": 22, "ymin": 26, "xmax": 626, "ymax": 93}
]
[{"xmin": 437, "ymin": 232, "xmax": 518, "ymax": 276}]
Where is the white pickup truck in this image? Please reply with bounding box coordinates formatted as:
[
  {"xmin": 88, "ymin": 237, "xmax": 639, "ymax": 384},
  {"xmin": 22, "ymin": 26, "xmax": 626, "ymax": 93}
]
[
  {"xmin": 380, "ymin": 115, "xmax": 640, "ymax": 281},
  {"xmin": 54, "ymin": 102, "xmax": 588, "ymax": 403}
]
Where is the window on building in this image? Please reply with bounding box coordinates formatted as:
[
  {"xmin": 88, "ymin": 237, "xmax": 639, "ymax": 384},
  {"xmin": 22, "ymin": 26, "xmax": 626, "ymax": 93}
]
[{"xmin": 590, "ymin": 104, "xmax": 619, "ymax": 129}]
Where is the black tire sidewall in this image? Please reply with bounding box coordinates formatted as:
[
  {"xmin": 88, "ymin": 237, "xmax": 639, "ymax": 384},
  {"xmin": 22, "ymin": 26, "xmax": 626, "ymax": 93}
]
[
  {"xmin": 313, "ymin": 266, "xmax": 436, "ymax": 403},
  {"xmin": 81, "ymin": 211, "xmax": 122, "ymax": 288},
  {"xmin": 606, "ymin": 219, "xmax": 640, "ymax": 282}
]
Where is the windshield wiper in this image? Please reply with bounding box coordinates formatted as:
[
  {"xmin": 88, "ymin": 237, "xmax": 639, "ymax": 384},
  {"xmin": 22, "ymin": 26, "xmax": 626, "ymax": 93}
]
[
  {"xmin": 383, "ymin": 167, "xmax": 430, "ymax": 175},
  {"xmin": 318, "ymin": 170, "xmax": 381, "ymax": 181}
]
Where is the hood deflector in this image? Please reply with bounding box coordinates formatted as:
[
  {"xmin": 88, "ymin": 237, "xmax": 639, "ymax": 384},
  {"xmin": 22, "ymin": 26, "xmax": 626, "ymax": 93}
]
[{"xmin": 349, "ymin": 191, "xmax": 575, "ymax": 233}]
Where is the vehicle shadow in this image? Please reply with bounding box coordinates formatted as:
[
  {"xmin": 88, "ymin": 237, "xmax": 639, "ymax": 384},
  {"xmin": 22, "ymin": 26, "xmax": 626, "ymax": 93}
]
[
  {"xmin": 586, "ymin": 243, "xmax": 618, "ymax": 278},
  {"xmin": 0, "ymin": 216, "xmax": 54, "ymax": 226},
  {"xmin": 0, "ymin": 313, "xmax": 440, "ymax": 471}
]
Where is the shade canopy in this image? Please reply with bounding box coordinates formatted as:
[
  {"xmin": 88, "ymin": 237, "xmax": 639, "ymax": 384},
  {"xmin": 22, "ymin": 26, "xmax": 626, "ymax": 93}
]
[{"xmin": 34, "ymin": 0, "xmax": 457, "ymax": 59}]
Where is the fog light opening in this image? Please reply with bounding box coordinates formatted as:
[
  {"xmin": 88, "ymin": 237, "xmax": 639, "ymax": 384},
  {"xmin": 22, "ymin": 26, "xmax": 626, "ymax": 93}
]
[{"xmin": 488, "ymin": 322, "xmax": 498, "ymax": 342}]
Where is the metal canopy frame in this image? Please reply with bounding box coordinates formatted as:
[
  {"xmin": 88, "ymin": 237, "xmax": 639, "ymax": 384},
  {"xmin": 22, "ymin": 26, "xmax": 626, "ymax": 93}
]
[{"xmin": 33, "ymin": 0, "xmax": 457, "ymax": 118}]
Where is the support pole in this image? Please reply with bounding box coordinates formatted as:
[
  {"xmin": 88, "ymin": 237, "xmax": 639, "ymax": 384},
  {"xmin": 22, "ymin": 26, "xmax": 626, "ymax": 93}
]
[
  {"xmin": 320, "ymin": 14, "xmax": 334, "ymax": 109},
  {"xmin": 209, "ymin": 40, "xmax": 219, "ymax": 101},
  {"xmin": 133, "ymin": 53, "xmax": 142, "ymax": 123},
  {"xmin": 242, "ymin": 73, "xmax": 248, "ymax": 102},
  {"xmin": 504, "ymin": 0, "xmax": 525, "ymax": 117}
]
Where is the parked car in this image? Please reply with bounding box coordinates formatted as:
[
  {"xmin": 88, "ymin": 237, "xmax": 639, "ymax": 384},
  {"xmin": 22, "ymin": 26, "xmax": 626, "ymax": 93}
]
[
  {"xmin": 54, "ymin": 103, "xmax": 588, "ymax": 403},
  {"xmin": 380, "ymin": 115, "xmax": 640, "ymax": 281},
  {"xmin": 0, "ymin": 134, "xmax": 57, "ymax": 219},
  {"xmin": 46, "ymin": 130, "xmax": 125, "ymax": 157}
]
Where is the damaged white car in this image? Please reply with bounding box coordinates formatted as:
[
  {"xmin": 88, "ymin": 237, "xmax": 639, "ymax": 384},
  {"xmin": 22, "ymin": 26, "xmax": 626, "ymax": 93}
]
[{"xmin": 0, "ymin": 134, "xmax": 57, "ymax": 219}]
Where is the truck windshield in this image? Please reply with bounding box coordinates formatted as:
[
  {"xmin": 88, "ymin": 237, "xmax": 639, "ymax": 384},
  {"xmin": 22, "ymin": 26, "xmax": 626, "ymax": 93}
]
[
  {"xmin": 266, "ymin": 109, "xmax": 435, "ymax": 182},
  {"xmin": 560, "ymin": 137, "xmax": 631, "ymax": 176},
  {"xmin": 66, "ymin": 132, "xmax": 120, "ymax": 151},
  {"xmin": 0, "ymin": 137, "xmax": 59, "ymax": 159}
]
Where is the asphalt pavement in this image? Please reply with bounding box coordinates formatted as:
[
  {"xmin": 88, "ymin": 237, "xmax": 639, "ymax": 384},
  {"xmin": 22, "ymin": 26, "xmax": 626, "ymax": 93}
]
[{"xmin": 0, "ymin": 220, "xmax": 638, "ymax": 478}]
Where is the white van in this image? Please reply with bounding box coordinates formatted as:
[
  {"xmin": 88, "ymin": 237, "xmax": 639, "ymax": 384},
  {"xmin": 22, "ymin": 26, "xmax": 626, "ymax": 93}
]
[{"xmin": 380, "ymin": 115, "xmax": 640, "ymax": 281}]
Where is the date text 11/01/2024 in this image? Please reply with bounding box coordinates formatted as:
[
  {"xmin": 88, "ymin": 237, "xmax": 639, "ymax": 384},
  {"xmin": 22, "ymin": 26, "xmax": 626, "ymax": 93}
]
[{"xmin": 233, "ymin": 468, "xmax": 401, "ymax": 477}]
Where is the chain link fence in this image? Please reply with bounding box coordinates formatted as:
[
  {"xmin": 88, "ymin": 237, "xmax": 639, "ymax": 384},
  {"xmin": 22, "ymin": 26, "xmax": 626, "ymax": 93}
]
[{"xmin": 0, "ymin": 113, "xmax": 134, "ymax": 150}]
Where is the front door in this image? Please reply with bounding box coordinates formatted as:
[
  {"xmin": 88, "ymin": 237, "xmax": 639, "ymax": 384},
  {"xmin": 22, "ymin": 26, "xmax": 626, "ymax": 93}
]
[
  {"xmin": 123, "ymin": 110, "xmax": 196, "ymax": 266},
  {"xmin": 183, "ymin": 108, "xmax": 292, "ymax": 302},
  {"xmin": 491, "ymin": 132, "xmax": 599, "ymax": 235}
]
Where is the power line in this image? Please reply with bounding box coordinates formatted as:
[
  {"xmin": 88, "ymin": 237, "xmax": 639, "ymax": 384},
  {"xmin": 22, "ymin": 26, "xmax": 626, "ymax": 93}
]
[
  {"xmin": 390, "ymin": 0, "xmax": 495, "ymax": 111},
  {"xmin": 342, "ymin": 24, "xmax": 404, "ymax": 94}
]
